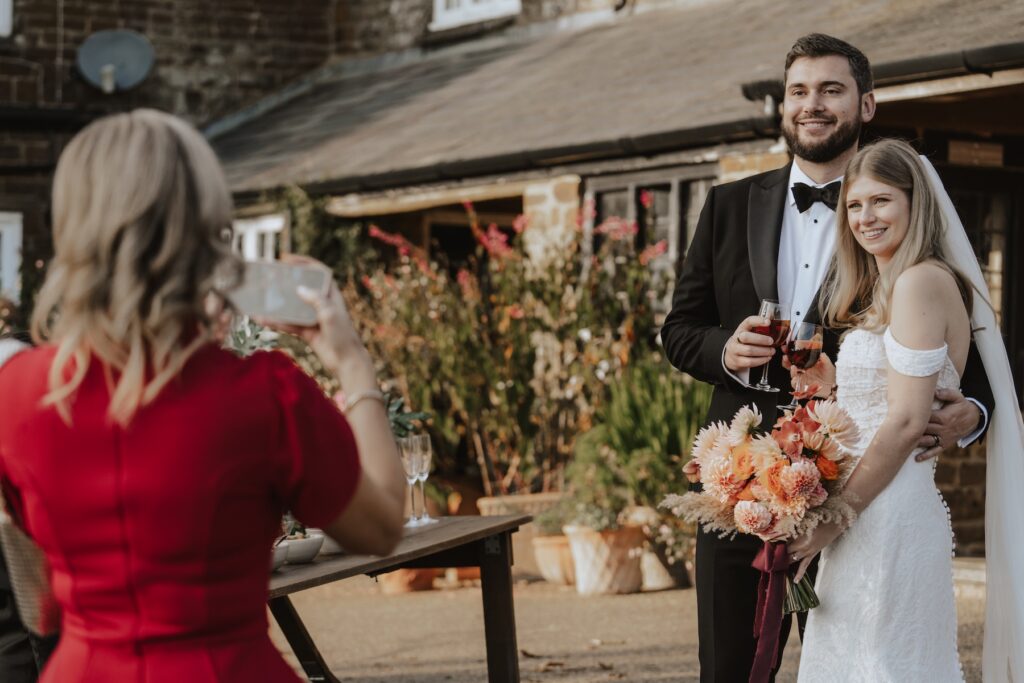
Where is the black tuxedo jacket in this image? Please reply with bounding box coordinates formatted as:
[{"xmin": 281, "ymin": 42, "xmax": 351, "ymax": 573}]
[{"xmin": 661, "ymin": 163, "xmax": 994, "ymax": 430}]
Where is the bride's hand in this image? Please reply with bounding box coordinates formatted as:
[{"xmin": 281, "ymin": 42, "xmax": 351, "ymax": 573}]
[
  {"xmin": 788, "ymin": 520, "xmax": 844, "ymax": 582},
  {"xmin": 789, "ymin": 353, "xmax": 836, "ymax": 399}
]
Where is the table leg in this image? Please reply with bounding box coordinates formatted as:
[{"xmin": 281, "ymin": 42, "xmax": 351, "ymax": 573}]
[
  {"xmin": 268, "ymin": 595, "xmax": 341, "ymax": 683},
  {"xmin": 478, "ymin": 532, "xmax": 520, "ymax": 683}
]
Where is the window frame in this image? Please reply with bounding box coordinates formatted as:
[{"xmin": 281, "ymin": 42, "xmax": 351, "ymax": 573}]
[
  {"xmin": 429, "ymin": 0, "xmax": 522, "ymax": 32},
  {"xmin": 0, "ymin": 0, "xmax": 12, "ymax": 39},
  {"xmin": 232, "ymin": 213, "xmax": 289, "ymax": 261},
  {"xmin": 583, "ymin": 164, "xmax": 715, "ymax": 272},
  {"xmin": 0, "ymin": 211, "xmax": 23, "ymax": 303}
]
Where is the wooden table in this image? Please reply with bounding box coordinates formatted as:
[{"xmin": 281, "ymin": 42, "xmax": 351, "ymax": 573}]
[{"xmin": 268, "ymin": 514, "xmax": 531, "ymax": 683}]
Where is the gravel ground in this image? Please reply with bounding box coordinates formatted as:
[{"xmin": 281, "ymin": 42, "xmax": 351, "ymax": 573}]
[{"xmin": 270, "ymin": 576, "xmax": 984, "ymax": 682}]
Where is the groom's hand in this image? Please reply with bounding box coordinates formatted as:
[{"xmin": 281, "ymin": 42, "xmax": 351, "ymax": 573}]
[
  {"xmin": 915, "ymin": 388, "xmax": 981, "ymax": 462},
  {"xmin": 724, "ymin": 316, "xmax": 775, "ymax": 372}
]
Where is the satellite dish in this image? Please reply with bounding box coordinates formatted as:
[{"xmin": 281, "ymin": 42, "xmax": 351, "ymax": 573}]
[{"xmin": 76, "ymin": 29, "xmax": 155, "ymax": 95}]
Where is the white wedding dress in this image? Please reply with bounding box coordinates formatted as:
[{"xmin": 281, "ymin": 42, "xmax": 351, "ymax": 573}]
[{"xmin": 797, "ymin": 327, "xmax": 964, "ymax": 682}]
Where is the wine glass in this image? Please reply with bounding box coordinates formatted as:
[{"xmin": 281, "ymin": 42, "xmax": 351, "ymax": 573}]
[
  {"xmin": 398, "ymin": 437, "xmax": 423, "ymax": 528},
  {"xmin": 751, "ymin": 299, "xmax": 790, "ymax": 392},
  {"xmin": 414, "ymin": 435, "xmax": 437, "ymax": 525},
  {"xmin": 780, "ymin": 322, "xmax": 824, "ymax": 411}
]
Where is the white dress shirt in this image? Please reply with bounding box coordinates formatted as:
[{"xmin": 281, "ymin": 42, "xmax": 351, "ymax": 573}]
[
  {"xmin": 725, "ymin": 161, "xmax": 840, "ymax": 386},
  {"xmin": 777, "ymin": 162, "xmax": 840, "ymax": 329}
]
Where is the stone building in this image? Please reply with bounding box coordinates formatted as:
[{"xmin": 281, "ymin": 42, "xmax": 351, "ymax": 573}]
[{"xmin": 209, "ymin": 0, "xmax": 1024, "ymax": 557}]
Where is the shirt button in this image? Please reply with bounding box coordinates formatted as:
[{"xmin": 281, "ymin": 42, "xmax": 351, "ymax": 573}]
[
  {"xmin": 796, "ymin": 311, "xmax": 802, "ymax": 316},
  {"xmin": 804, "ymin": 263, "xmax": 809, "ymax": 268},
  {"xmin": 813, "ymin": 219, "xmax": 819, "ymax": 224}
]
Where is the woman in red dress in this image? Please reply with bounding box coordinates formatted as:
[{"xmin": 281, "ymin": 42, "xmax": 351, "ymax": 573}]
[{"xmin": 0, "ymin": 109, "xmax": 406, "ymax": 681}]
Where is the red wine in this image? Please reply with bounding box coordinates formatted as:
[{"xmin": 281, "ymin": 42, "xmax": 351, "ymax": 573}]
[
  {"xmin": 786, "ymin": 341, "xmax": 823, "ymax": 369},
  {"xmin": 753, "ymin": 320, "xmax": 791, "ymax": 347}
]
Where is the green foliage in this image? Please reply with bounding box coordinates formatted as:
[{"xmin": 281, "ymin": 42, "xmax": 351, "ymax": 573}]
[
  {"xmin": 344, "ymin": 207, "xmax": 671, "ymax": 497},
  {"xmin": 565, "ymin": 352, "xmax": 711, "ymax": 530},
  {"xmin": 279, "ymin": 185, "xmax": 375, "ymax": 284},
  {"xmin": 386, "ymin": 394, "xmax": 430, "ymax": 439}
]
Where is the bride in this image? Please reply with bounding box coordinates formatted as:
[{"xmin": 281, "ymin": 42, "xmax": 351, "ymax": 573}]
[{"xmin": 788, "ymin": 139, "xmax": 1024, "ymax": 682}]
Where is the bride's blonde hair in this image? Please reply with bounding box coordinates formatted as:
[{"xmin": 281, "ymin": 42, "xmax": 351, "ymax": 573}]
[
  {"xmin": 822, "ymin": 139, "xmax": 972, "ymax": 332},
  {"xmin": 32, "ymin": 109, "xmax": 243, "ymax": 424}
]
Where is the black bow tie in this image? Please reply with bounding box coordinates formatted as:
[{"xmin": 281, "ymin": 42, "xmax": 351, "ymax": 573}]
[{"xmin": 792, "ymin": 181, "xmax": 841, "ymax": 213}]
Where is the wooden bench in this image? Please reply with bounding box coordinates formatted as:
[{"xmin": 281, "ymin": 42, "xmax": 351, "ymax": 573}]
[{"xmin": 268, "ymin": 514, "xmax": 531, "ymax": 682}]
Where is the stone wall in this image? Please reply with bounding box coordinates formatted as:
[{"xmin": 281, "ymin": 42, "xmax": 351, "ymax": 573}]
[
  {"xmin": 717, "ymin": 148, "xmax": 790, "ymax": 184},
  {"xmin": 1, "ymin": 0, "xmax": 334, "ymax": 125},
  {"xmin": 521, "ymin": 175, "xmax": 581, "ymax": 267},
  {"xmin": 0, "ymin": 0, "xmax": 336, "ymax": 325}
]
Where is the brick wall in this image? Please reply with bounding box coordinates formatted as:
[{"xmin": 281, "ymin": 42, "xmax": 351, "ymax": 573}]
[
  {"xmin": 1, "ymin": 0, "xmax": 334, "ymax": 125},
  {"xmin": 0, "ymin": 0, "xmax": 336, "ymax": 327},
  {"xmin": 937, "ymin": 443, "xmax": 987, "ymax": 557}
]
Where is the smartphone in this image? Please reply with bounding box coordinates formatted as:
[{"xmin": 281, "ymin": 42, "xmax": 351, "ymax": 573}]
[{"xmin": 226, "ymin": 260, "xmax": 331, "ymax": 326}]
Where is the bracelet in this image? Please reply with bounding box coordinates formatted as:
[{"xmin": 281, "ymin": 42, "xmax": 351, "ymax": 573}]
[{"xmin": 343, "ymin": 389, "xmax": 386, "ymax": 414}]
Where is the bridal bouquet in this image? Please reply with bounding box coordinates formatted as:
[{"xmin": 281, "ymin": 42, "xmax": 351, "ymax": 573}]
[{"xmin": 662, "ymin": 401, "xmax": 860, "ymax": 613}]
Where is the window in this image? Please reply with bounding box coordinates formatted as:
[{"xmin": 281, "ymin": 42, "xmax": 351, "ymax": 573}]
[
  {"xmin": 232, "ymin": 214, "xmax": 288, "ymax": 261},
  {"xmin": 0, "ymin": 0, "xmax": 11, "ymax": 38},
  {"xmin": 0, "ymin": 211, "xmax": 22, "ymax": 303},
  {"xmin": 584, "ymin": 166, "xmax": 715, "ymax": 318},
  {"xmin": 429, "ymin": 0, "xmax": 521, "ymax": 32},
  {"xmin": 585, "ymin": 166, "xmax": 715, "ymax": 272}
]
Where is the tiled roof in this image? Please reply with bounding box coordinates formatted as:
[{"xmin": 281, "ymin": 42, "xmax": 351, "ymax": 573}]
[{"xmin": 211, "ymin": 0, "xmax": 1024, "ymax": 194}]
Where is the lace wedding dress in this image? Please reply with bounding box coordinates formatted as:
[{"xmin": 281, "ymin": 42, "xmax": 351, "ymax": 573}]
[{"xmin": 797, "ymin": 327, "xmax": 964, "ymax": 682}]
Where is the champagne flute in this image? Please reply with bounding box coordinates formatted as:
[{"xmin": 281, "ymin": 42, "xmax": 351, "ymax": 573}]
[
  {"xmin": 415, "ymin": 435, "xmax": 437, "ymax": 525},
  {"xmin": 780, "ymin": 322, "xmax": 824, "ymax": 411},
  {"xmin": 751, "ymin": 299, "xmax": 790, "ymax": 392},
  {"xmin": 398, "ymin": 437, "xmax": 423, "ymax": 528}
]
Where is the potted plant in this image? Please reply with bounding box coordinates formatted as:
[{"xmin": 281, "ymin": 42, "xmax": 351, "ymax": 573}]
[
  {"xmin": 530, "ymin": 498, "xmax": 576, "ymax": 586},
  {"xmin": 565, "ymin": 351, "xmax": 710, "ymax": 592},
  {"xmin": 560, "ymin": 502, "xmax": 645, "ymax": 596}
]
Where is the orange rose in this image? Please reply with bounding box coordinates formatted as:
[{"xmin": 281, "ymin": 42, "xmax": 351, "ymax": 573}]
[
  {"xmin": 816, "ymin": 454, "xmax": 839, "ymax": 480},
  {"xmin": 731, "ymin": 441, "xmax": 757, "ymax": 480},
  {"xmin": 758, "ymin": 460, "xmax": 790, "ymax": 502}
]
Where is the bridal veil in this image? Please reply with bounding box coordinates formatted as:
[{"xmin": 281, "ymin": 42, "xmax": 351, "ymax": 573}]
[{"xmin": 922, "ymin": 155, "xmax": 1024, "ymax": 682}]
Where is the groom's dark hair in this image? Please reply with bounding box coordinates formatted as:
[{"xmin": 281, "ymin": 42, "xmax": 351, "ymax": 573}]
[{"xmin": 785, "ymin": 33, "xmax": 874, "ymax": 96}]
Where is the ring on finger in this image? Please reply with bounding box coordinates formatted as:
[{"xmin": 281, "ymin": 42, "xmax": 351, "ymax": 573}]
[{"xmin": 931, "ymin": 433, "xmax": 942, "ymax": 448}]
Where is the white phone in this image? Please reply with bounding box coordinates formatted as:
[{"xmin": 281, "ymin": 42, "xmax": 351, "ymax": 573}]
[{"xmin": 226, "ymin": 260, "xmax": 331, "ymax": 326}]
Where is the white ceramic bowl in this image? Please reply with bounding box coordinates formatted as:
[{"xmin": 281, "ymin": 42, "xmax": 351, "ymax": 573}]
[
  {"xmin": 285, "ymin": 534, "xmax": 324, "ymax": 564},
  {"xmin": 270, "ymin": 542, "xmax": 289, "ymax": 572}
]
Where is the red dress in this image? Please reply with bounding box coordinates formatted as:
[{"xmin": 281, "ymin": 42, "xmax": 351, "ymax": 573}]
[{"xmin": 0, "ymin": 345, "xmax": 361, "ymax": 681}]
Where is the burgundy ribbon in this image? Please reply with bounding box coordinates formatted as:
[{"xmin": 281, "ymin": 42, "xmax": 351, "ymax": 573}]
[{"xmin": 749, "ymin": 541, "xmax": 792, "ymax": 683}]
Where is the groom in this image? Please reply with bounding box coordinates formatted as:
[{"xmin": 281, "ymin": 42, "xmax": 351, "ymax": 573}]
[{"xmin": 661, "ymin": 33, "xmax": 994, "ymax": 681}]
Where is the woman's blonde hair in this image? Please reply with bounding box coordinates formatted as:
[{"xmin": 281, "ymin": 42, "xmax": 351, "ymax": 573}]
[
  {"xmin": 822, "ymin": 138, "xmax": 972, "ymax": 331},
  {"xmin": 32, "ymin": 109, "xmax": 243, "ymax": 424}
]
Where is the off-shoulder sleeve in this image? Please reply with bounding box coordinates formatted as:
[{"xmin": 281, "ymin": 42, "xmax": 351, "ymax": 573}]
[
  {"xmin": 883, "ymin": 328, "xmax": 949, "ymax": 378},
  {"xmin": 263, "ymin": 351, "xmax": 362, "ymax": 529}
]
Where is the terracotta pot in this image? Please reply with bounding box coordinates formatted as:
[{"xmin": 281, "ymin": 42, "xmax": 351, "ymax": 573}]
[
  {"xmin": 642, "ymin": 540, "xmax": 693, "ymax": 591},
  {"xmin": 531, "ymin": 534, "xmax": 575, "ymax": 585},
  {"xmin": 477, "ymin": 492, "xmax": 566, "ymax": 578},
  {"xmin": 562, "ymin": 525, "xmax": 644, "ymax": 595}
]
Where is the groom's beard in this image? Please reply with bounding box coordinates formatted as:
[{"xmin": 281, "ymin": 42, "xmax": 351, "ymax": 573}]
[{"xmin": 782, "ymin": 115, "xmax": 863, "ymax": 164}]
